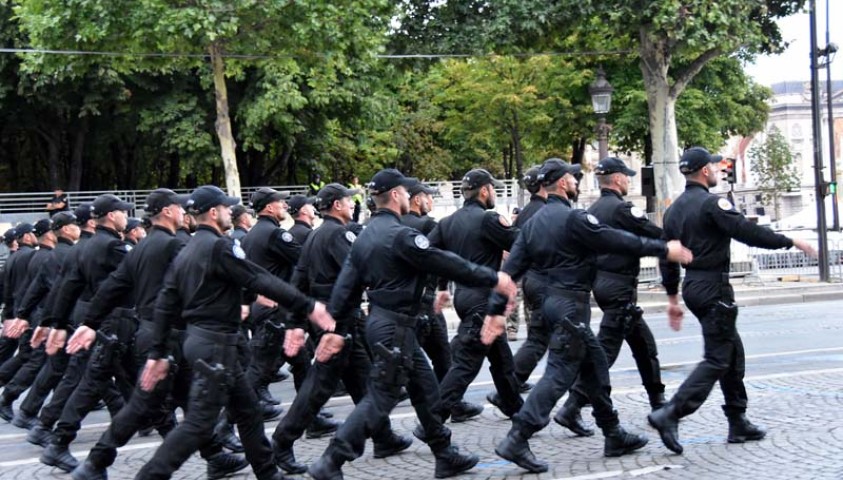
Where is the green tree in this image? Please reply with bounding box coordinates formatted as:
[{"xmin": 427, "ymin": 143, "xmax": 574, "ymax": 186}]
[{"xmin": 749, "ymin": 126, "xmax": 800, "ymax": 219}]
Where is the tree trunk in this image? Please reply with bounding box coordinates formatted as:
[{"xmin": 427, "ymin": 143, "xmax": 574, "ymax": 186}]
[
  {"xmin": 209, "ymin": 42, "xmax": 242, "ymax": 197},
  {"xmin": 511, "ymin": 110, "xmax": 524, "ymax": 181},
  {"xmin": 68, "ymin": 117, "xmax": 89, "ymax": 191},
  {"xmin": 167, "ymin": 152, "xmax": 180, "ymax": 188},
  {"xmin": 570, "ymin": 137, "xmax": 586, "ymax": 165}
]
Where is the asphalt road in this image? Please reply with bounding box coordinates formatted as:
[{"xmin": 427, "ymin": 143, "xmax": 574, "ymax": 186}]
[{"xmin": 1, "ymin": 299, "xmax": 842, "ymax": 479}]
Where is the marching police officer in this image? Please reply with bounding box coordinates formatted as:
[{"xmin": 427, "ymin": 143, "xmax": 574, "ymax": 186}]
[
  {"xmin": 271, "ymin": 183, "xmax": 411, "ymax": 474},
  {"xmin": 489, "ymin": 159, "xmax": 693, "ymax": 472},
  {"xmin": 555, "ymin": 157, "xmax": 667, "ymax": 436},
  {"xmin": 307, "ymin": 169, "xmax": 517, "ymax": 480},
  {"xmin": 135, "ymin": 185, "xmax": 335, "ymax": 480},
  {"xmin": 66, "ymin": 188, "xmax": 248, "ymax": 480},
  {"xmin": 1, "ymin": 222, "xmax": 39, "ymax": 367},
  {"xmin": 229, "ymin": 204, "xmax": 253, "ymax": 241},
  {"xmin": 648, "ymin": 147, "xmax": 816, "ymax": 454},
  {"xmin": 287, "ymin": 194, "xmax": 317, "ymax": 244},
  {"xmin": 39, "ymin": 194, "xmax": 137, "ymax": 472},
  {"xmin": 24, "ymin": 204, "xmax": 100, "ymax": 448},
  {"xmin": 429, "ymin": 168, "xmax": 523, "ymax": 422},
  {"xmin": 0, "ymin": 219, "xmax": 58, "ymax": 421}
]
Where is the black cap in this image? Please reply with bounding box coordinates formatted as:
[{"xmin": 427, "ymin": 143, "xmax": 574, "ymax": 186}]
[
  {"xmin": 539, "ymin": 158, "xmax": 582, "ymax": 185},
  {"xmin": 595, "ymin": 157, "xmax": 636, "ymax": 176},
  {"xmin": 522, "ymin": 165, "xmax": 543, "ymax": 194},
  {"xmin": 461, "ymin": 169, "xmax": 504, "ymax": 190},
  {"xmin": 408, "ymin": 181, "xmax": 437, "ymax": 197},
  {"xmin": 3, "ymin": 228, "xmax": 17, "ymax": 246},
  {"xmin": 679, "ymin": 147, "xmax": 723, "ymax": 174},
  {"xmin": 51, "ymin": 212, "xmax": 77, "ymax": 230},
  {"xmin": 124, "ymin": 218, "xmax": 143, "ymax": 233},
  {"xmin": 33, "ymin": 218, "xmax": 53, "ymax": 237},
  {"xmin": 15, "ymin": 223, "xmax": 34, "ymax": 238},
  {"xmin": 187, "ymin": 185, "xmax": 241, "ymax": 214},
  {"xmin": 91, "ymin": 194, "xmax": 134, "ymax": 219},
  {"xmin": 249, "ymin": 187, "xmax": 289, "ymax": 213},
  {"xmin": 144, "ymin": 188, "xmax": 190, "ymax": 215},
  {"xmin": 74, "ymin": 202, "xmax": 93, "ymax": 225},
  {"xmin": 231, "ymin": 204, "xmax": 253, "ymax": 222},
  {"xmin": 317, "ymin": 183, "xmax": 360, "ymax": 210},
  {"xmin": 367, "ymin": 169, "xmax": 417, "ymax": 195},
  {"xmin": 287, "ymin": 195, "xmax": 316, "ymax": 215}
]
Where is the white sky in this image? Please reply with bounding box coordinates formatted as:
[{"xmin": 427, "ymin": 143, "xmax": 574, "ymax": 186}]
[{"xmin": 745, "ymin": 1, "xmax": 842, "ymax": 86}]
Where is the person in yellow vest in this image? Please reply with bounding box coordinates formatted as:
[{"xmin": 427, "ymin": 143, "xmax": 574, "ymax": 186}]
[
  {"xmin": 348, "ymin": 175, "xmax": 364, "ymax": 222},
  {"xmin": 309, "ymin": 174, "xmax": 326, "ymax": 196}
]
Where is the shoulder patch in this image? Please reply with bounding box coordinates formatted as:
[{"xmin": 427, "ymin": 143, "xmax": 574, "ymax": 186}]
[
  {"xmin": 586, "ymin": 214, "xmax": 600, "ymax": 225},
  {"xmin": 232, "ymin": 239, "xmax": 246, "ymax": 259},
  {"xmin": 344, "ymin": 231, "xmax": 357, "ymax": 243},
  {"xmin": 124, "ymin": 244, "xmax": 133, "ymax": 252},
  {"xmin": 281, "ymin": 231, "xmax": 293, "ymax": 243},
  {"xmin": 630, "ymin": 206, "xmax": 646, "ymax": 218},
  {"xmin": 413, "ymin": 235, "xmax": 430, "ymax": 250},
  {"xmin": 717, "ymin": 198, "xmax": 734, "ymax": 211}
]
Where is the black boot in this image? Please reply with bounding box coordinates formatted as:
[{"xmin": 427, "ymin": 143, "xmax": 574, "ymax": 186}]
[
  {"xmin": 261, "ymin": 402, "xmax": 284, "ymax": 422},
  {"xmin": 553, "ymin": 403, "xmax": 594, "ymax": 437},
  {"xmin": 413, "ymin": 424, "xmax": 428, "ymax": 443},
  {"xmin": 12, "ymin": 409, "xmax": 38, "ymax": 430},
  {"xmin": 495, "ymin": 430, "xmax": 547, "ymax": 473},
  {"xmin": 214, "ymin": 418, "xmax": 244, "ymax": 453},
  {"xmin": 648, "ymin": 391, "xmax": 666, "ymax": 411},
  {"xmin": 206, "ymin": 451, "xmax": 249, "ymax": 480},
  {"xmin": 257, "ymin": 385, "xmax": 281, "ymax": 405},
  {"xmin": 450, "ymin": 401, "xmax": 483, "ymax": 423},
  {"xmin": 647, "ymin": 403, "xmax": 683, "ymax": 454},
  {"xmin": 373, "ymin": 432, "xmax": 413, "ymax": 459},
  {"xmin": 603, "ymin": 425, "xmax": 649, "ymax": 457},
  {"xmin": 270, "ymin": 368, "xmax": 290, "ymax": 383},
  {"xmin": 40, "ymin": 443, "xmax": 80, "ymax": 472},
  {"xmin": 305, "ymin": 414, "xmax": 341, "ymax": 439},
  {"xmin": 27, "ymin": 423, "xmax": 55, "ymax": 447},
  {"xmin": 518, "ymin": 382, "xmax": 534, "ymax": 393},
  {"xmin": 0, "ymin": 396, "xmax": 13, "ymax": 422},
  {"xmin": 726, "ymin": 412, "xmax": 766, "ymax": 443},
  {"xmin": 71, "ymin": 460, "xmax": 108, "ymax": 480},
  {"xmin": 308, "ymin": 454, "xmax": 344, "ymax": 480},
  {"xmin": 272, "ymin": 441, "xmax": 307, "ymax": 474},
  {"xmin": 485, "ymin": 392, "xmax": 517, "ymax": 418},
  {"xmin": 434, "ymin": 445, "xmax": 479, "ymax": 478}
]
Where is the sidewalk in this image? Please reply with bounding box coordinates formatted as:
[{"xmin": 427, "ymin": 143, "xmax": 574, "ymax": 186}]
[{"xmin": 441, "ymin": 279, "xmax": 843, "ymax": 330}]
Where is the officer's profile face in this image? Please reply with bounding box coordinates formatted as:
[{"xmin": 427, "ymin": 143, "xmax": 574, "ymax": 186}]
[
  {"xmin": 703, "ymin": 163, "xmax": 720, "ymax": 187},
  {"xmin": 563, "ymin": 173, "xmax": 578, "ymax": 197},
  {"xmin": 213, "ymin": 205, "xmax": 233, "ymax": 231},
  {"xmin": 615, "ymin": 173, "xmax": 630, "ymax": 196},
  {"xmin": 62, "ymin": 224, "xmax": 81, "ymax": 242},
  {"xmin": 482, "ymin": 183, "xmax": 497, "ymax": 209},
  {"xmin": 393, "ymin": 186, "xmax": 410, "ymax": 215},
  {"xmin": 110, "ymin": 210, "xmax": 129, "ymax": 232},
  {"xmin": 334, "ymin": 196, "xmax": 354, "ymax": 222},
  {"xmin": 420, "ymin": 193, "xmax": 433, "ymax": 214}
]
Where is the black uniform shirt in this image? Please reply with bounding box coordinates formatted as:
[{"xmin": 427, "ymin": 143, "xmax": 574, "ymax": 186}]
[
  {"xmin": 148, "ymin": 225, "xmax": 314, "ymax": 359},
  {"xmin": 289, "ymin": 220, "xmax": 313, "ymax": 245},
  {"xmin": 429, "ymin": 199, "xmax": 518, "ymax": 292},
  {"xmin": 2, "ymin": 244, "xmax": 37, "ymax": 319},
  {"xmin": 514, "ymin": 194, "xmax": 547, "ymax": 228},
  {"xmin": 329, "ymin": 209, "xmax": 499, "ymax": 335},
  {"xmin": 37, "ymin": 230, "xmax": 94, "ymax": 327},
  {"xmin": 292, "ymin": 216, "xmax": 354, "ymax": 304},
  {"xmin": 660, "ymin": 181, "xmax": 793, "ymax": 295},
  {"xmin": 49, "ymin": 226, "xmax": 130, "ymax": 330},
  {"xmin": 229, "ymin": 226, "xmax": 248, "ymax": 242},
  {"xmin": 494, "ymin": 195, "xmax": 667, "ymax": 310},
  {"xmin": 241, "ymin": 215, "xmax": 301, "ymax": 281},
  {"xmin": 401, "ymin": 211, "xmax": 438, "ymax": 235},
  {"xmin": 83, "ymin": 225, "xmax": 187, "ymax": 329},
  {"xmin": 16, "ymin": 237, "xmax": 74, "ymax": 322},
  {"xmin": 589, "ymin": 188, "xmax": 663, "ymax": 277}
]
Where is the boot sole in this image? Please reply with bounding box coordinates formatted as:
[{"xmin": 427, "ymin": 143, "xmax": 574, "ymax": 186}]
[
  {"xmin": 40, "ymin": 455, "xmax": 78, "ymax": 473},
  {"xmin": 727, "ymin": 433, "xmax": 766, "ymax": 443},
  {"xmin": 435, "ymin": 455, "xmax": 480, "ymax": 478},
  {"xmin": 553, "ymin": 415, "xmax": 594, "ymax": 437},
  {"xmin": 494, "ymin": 447, "xmax": 548, "ymax": 474},
  {"xmin": 647, "ymin": 414, "xmax": 684, "ymax": 455},
  {"xmin": 373, "ymin": 439, "xmax": 413, "ymax": 459},
  {"xmin": 208, "ymin": 459, "xmax": 250, "ymax": 480}
]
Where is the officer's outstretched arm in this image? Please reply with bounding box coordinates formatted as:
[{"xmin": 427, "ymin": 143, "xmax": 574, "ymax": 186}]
[
  {"xmin": 708, "ymin": 197, "xmax": 793, "ymax": 250},
  {"xmin": 396, "ymin": 230, "xmax": 498, "ymax": 290}
]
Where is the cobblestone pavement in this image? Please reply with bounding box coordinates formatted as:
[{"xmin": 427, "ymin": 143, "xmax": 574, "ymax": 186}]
[{"xmin": 2, "ymin": 300, "xmax": 843, "ymax": 479}]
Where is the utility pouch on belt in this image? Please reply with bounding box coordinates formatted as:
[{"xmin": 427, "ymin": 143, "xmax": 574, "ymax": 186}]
[
  {"xmin": 373, "ymin": 342, "xmax": 411, "ymax": 391},
  {"xmin": 620, "ymin": 303, "xmax": 644, "ymax": 335},
  {"xmin": 92, "ymin": 330, "xmax": 120, "ymax": 367},
  {"xmin": 712, "ymin": 301, "xmax": 738, "ymax": 339},
  {"xmin": 262, "ymin": 320, "xmax": 285, "ymax": 348},
  {"xmin": 193, "ymin": 359, "xmax": 230, "ymax": 405},
  {"xmin": 559, "ymin": 317, "xmax": 588, "ymax": 359}
]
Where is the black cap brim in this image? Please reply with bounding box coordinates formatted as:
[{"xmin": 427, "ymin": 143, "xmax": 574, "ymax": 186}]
[{"xmin": 116, "ymin": 201, "xmax": 135, "ymax": 211}]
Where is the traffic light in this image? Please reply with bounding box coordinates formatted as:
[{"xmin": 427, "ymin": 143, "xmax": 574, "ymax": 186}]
[
  {"xmin": 821, "ymin": 181, "xmax": 837, "ymax": 197},
  {"xmin": 721, "ymin": 158, "xmax": 736, "ymax": 184},
  {"xmin": 641, "ymin": 166, "xmax": 655, "ymax": 197}
]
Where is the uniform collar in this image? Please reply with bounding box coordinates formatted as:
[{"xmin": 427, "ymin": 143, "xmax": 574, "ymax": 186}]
[
  {"xmin": 407, "ymin": 211, "xmax": 423, "ymax": 217},
  {"xmin": 373, "ymin": 209, "xmax": 401, "ymax": 221},
  {"xmin": 322, "ymin": 215, "xmax": 345, "ymax": 226},
  {"xmin": 38, "ymin": 244, "xmax": 54, "ymax": 251},
  {"xmin": 685, "ymin": 180, "xmax": 710, "ymax": 192},
  {"xmin": 196, "ymin": 224, "xmax": 223, "ymax": 237},
  {"xmin": 600, "ymin": 188, "xmax": 624, "ymax": 200},
  {"xmin": 547, "ymin": 194, "xmax": 572, "ymax": 207},
  {"xmin": 530, "ymin": 194, "xmax": 547, "ymax": 203},
  {"xmin": 57, "ymin": 236, "xmax": 75, "ymax": 246},
  {"xmin": 463, "ymin": 198, "xmax": 488, "ymax": 210},
  {"xmin": 294, "ymin": 219, "xmax": 312, "ymax": 230},
  {"xmin": 80, "ymin": 230, "xmax": 95, "ymax": 239},
  {"xmin": 95, "ymin": 225, "xmax": 122, "ymax": 239},
  {"xmin": 151, "ymin": 224, "xmax": 176, "ymax": 236},
  {"xmin": 257, "ymin": 215, "xmax": 280, "ymax": 227}
]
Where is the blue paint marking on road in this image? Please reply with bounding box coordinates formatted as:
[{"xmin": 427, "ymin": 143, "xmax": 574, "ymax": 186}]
[{"xmin": 476, "ymin": 460, "xmax": 512, "ymax": 468}]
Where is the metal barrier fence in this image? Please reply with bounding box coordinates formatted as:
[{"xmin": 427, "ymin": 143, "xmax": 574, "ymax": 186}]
[{"xmin": 749, "ymin": 237, "xmax": 843, "ymax": 282}]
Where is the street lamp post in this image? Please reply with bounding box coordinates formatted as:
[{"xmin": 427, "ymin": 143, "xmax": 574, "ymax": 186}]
[
  {"xmin": 809, "ymin": 0, "xmax": 831, "ymax": 282},
  {"xmin": 589, "ymin": 67, "xmax": 614, "ymax": 161},
  {"xmin": 818, "ymin": 41, "xmax": 838, "ymax": 231}
]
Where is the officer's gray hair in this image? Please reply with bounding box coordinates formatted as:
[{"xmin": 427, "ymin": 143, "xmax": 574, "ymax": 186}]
[{"xmin": 597, "ymin": 174, "xmax": 617, "ymax": 188}]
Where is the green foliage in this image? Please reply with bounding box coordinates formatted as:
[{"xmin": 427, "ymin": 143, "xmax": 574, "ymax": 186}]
[{"xmin": 749, "ymin": 126, "xmax": 800, "ymax": 217}]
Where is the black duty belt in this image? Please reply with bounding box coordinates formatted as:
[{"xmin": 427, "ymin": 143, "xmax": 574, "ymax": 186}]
[
  {"xmin": 684, "ymin": 270, "xmax": 728, "ymax": 282},
  {"xmin": 545, "ymin": 286, "xmax": 591, "ymax": 304},
  {"xmin": 186, "ymin": 324, "xmax": 240, "ymax": 346},
  {"xmin": 596, "ymin": 270, "xmax": 637, "ymax": 285},
  {"xmin": 369, "ymin": 305, "xmax": 417, "ymax": 328}
]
